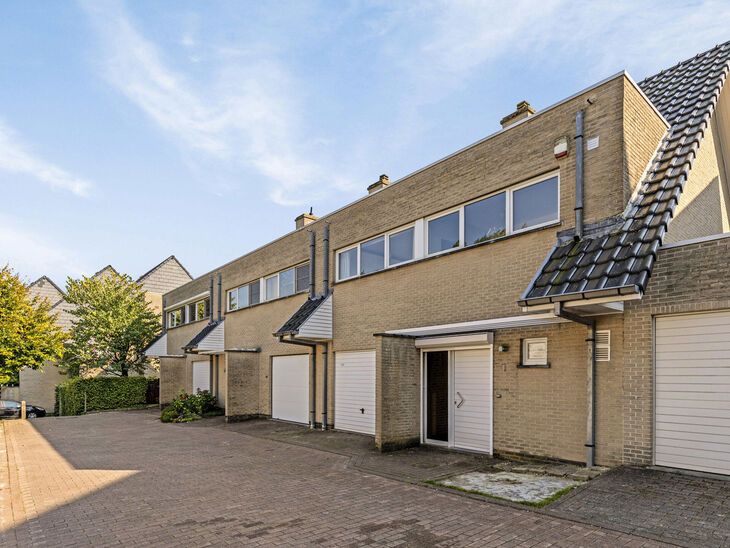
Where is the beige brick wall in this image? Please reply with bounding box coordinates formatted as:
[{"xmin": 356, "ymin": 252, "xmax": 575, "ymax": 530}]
[
  {"xmin": 665, "ymin": 118, "xmax": 730, "ymax": 242},
  {"xmin": 19, "ymin": 364, "xmax": 67, "ymax": 411},
  {"xmin": 159, "ymin": 356, "xmax": 186, "ymax": 404},
  {"xmin": 155, "ymin": 73, "xmax": 667, "ymax": 462},
  {"xmin": 622, "ymin": 234, "xmax": 730, "ymax": 465},
  {"xmin": 376, "ymin": 336, "xmax": 420, "ymax": 450}
]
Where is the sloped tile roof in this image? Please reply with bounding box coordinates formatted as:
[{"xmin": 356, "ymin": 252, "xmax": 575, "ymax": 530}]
[
  {"xmin": 183, "ymin": 320, "xmax": 223, "ymax": 351},
  {"xmin": 274, "ymin": 295, "xmax": 326, "ymax": 336},
  {"xmin": 520, "ymin": 41, "xmax": 730, "ymax": 306}
]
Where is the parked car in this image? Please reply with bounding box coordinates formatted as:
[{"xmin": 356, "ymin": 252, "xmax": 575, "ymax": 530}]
[{"xmin": 0, "ymin": 400, "xmax": 46, "ymax": 419}]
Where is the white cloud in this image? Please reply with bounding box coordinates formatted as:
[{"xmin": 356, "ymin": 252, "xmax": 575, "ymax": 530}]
[
  {"xmin": 80, "ymin": 0, "xmax": 335, "ymax": 205},
  {"xmin": 0, "ymin": 218, "xmax": 90, "ymax": 284},
  {"xmin": 0, "ymin": 119, "xmax": 93, "ymax": 197}
]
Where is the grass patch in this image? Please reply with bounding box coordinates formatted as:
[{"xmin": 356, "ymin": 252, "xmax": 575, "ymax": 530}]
[{"xmin": 424, "ymin": 479, "xmax": 577, "ymax": 508}]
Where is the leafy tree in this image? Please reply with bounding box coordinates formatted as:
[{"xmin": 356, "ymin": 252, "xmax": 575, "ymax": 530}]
[
  {"xmin": 62, "ymin": 271, "xmax": 160, "ymax": 377},
  {"xmin": 0, "ymin": 265, "xmax": 66, "ymax": 384}
]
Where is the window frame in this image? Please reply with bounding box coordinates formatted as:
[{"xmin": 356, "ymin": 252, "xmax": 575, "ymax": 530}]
[
  {"xmin": 336, "ymin": 222, "xmax": 417, "ymax": 281},
  {"xmin": 522, "ymin": 337, "xmax": 548, "ymax": 366},
  {"xmin": 508, "ymin": 174, "xmax": 560, "ymax": 235},
  {"xmin": 426, "ymin": 206, "xmax": 463, "ymax": 257}
]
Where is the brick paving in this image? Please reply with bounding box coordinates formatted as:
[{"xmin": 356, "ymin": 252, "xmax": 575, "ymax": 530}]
[
  {"xmin": 0, "ymin": 411, "xmax": 668, "ymax": 547},
  {"xmin": 548, "ymin": 466, "xmax": 730, "ymax": 548}
]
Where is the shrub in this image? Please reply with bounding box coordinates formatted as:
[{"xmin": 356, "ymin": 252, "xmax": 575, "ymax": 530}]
[
  {"xmin": 160, "ymin": 389, "xmax": 217, "ymax": 423},
  {"xmin": 56, "ymin": 376, "xmax": 148, "ymax": 416}
]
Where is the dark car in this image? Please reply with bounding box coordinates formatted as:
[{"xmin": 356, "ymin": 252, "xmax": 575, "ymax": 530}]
[{"xmin": 0, "ymin": 400, "xmax": 46, "ymax": 419}]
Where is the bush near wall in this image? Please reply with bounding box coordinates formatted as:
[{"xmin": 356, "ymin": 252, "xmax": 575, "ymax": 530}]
[{"xmin": 56, "ymin": 377, "xmax": 155, "ymax": 416}]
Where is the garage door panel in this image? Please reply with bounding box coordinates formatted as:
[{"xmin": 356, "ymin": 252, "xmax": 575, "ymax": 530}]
[
  {"xmin": 655, "ymin": 312, "xmax": 730, "ymax": 475},
  {"xmin": 271, "ymin": 355, "xmax": 309, "ymax": 424},
  {"xmin": 335, "ymin": 351, "xmax": 375, "ymax": 435}
]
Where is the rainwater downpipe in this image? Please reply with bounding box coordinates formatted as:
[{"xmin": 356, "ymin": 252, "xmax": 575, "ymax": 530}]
[
  {"xmin": 554, "ymin": 303, "xmax": 596, "ymax": 467},
  {"xmin": 162, "ymin": 296, "xmax": 167, "ymax": 333},
  {"xmin": 208, "ymin": 276, "xmax": 214, "ymax": 325},
  {"xmin": 321, "ymin": 223, "xmax": 330, "ymax": 430},
  {"xmin": 309, "ymin": 230, "xmax": 316, "ymax": 299},
  {"xmin": 575, "ymin": 109, "xmax": 585, "ymax": 241},
  {"xmin": 217, "ymin": 274, "xmax": 222, "ymax": 321}
]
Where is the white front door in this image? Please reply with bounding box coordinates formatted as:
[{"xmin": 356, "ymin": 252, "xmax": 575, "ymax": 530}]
[
  {"xmin": 192, "ymin": 360, "xmax": 211, "ymax": 394},
  {"xmin": 453, "ymin": 349, "xmax": 493, "ymax": 453},
  {"xmin": 334, "ymin": 351, "xmax": 376, "ymax": 435},
  {"xmin": 423, "ymin": 347, "xmax": 493, "ymax": 454},
  {"xmin": 271, "ymin": 355, "xmax": 309, "ymax": 424}
]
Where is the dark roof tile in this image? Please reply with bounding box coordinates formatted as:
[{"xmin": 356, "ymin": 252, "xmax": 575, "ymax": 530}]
[{"xmin": 520, "ymin": 40, "xmax": 730, "ymax": 305}]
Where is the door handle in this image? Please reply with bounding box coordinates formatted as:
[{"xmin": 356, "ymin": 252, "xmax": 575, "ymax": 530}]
[{"xmin": 455, "ymin": 392, "xmax": 465, "ymax": 408}]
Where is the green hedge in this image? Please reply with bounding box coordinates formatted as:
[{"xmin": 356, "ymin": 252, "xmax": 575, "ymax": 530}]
[{"xmin": 56, "ymin": 377, "xmax": 153, "ymax": 416}]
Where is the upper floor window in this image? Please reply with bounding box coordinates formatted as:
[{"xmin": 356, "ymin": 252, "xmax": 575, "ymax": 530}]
[
  {"xmin": 228, "ymin": 263, "xmax": 309, "ymax": 310},
  {"xmin": 187, "ymin": 297, "xmax": 210, "ymax": 322},
  {"xmin": 337, "ymin": 224, "xmax": 417, "ymax": 281},
  {"xmin": 512, "ymin": 176, "xmax": 559, "ymax": 232},
  {"xmin": 168, "ymin": 308, "xmax": 183, "ymax": 327},
  {"xmin": 335, "ymin": 172, "xmax": 559, "ymax": 281},
  {"xmin": 464, "ymin": 192, "xmax": 506, "ymax": 245}
]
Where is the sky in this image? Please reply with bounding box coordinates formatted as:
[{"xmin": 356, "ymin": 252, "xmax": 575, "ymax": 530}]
[{"xmin": 2, "ymin": 1, "xmax": 730, "ymax": 285}]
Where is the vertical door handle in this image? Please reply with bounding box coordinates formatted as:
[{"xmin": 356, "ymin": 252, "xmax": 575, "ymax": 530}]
[{"xmin": 455, "ymin": 392, "xmax": 465, "ymax": 408}]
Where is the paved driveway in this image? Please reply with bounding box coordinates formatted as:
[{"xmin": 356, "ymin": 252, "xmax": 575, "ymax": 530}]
[{"xmin": 0, "ymin": 410, "xmax": 665, "ymax": 547}]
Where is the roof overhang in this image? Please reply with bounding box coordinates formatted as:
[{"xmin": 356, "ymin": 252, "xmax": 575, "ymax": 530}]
[
  {"xmin": 144, "ymin": 333, "xmax": 167, "ymax": 358},
  {"xmin": 521, "ymin": 293, "xmax": 641, "ymax": 315},
  {"xmin": 274, "ymin": 294, "xmax": 332, "ymax": 341},
  {"xmin": 184, "ymin": 320, "xmax": 225, "ymax": 353},
  {"xmin": 381, "ymin": 313, "xmax": 569, "ymax": 339}
]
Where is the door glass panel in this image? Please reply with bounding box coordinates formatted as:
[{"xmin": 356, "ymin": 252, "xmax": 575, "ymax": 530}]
[{"xmin": 426, "ymin": 351, "xmax": 449, "ymax": 442}]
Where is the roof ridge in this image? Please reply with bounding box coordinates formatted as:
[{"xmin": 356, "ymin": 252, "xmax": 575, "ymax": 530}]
[
  {"xmin": 28, "ymin": 275, "xmax": 66, "ymax": 296},
  {"xmin": 136, "ymin": 255, "xmax": 193, "ymax": 283}
]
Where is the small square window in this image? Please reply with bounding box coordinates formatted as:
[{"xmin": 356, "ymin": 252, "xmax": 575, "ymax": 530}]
[
  {"xmin": 338, "ymin": 248, "xmax": 358, "ymax": 280},
  {"xmin": 522, "ymin": 337, "xmax": 547, "ymax": 366},
  {"xmin": 279, "ymin": 268, "xmax": 295, "ymax": 298},
  {"xmin": 295, "ymin": 265, "xmax": 309, "ymax": 293},
  {"xmin": 361, "ymin": 236, "xmax": 385, "ymax": 275},
  {"xmin": 428, "ymin": 211, "xmax": 460, "ymax": 254}
]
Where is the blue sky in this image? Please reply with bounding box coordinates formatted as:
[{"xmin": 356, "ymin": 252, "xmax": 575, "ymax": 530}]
[{"xmin": 3, "ymin": 1, "xmax": 730, "ymax": 285}]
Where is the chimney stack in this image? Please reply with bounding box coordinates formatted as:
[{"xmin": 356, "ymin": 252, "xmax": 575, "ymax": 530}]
[
  {"xmin": 500, "ymin": 100, "xmax": 535, "ymax": 129},
  {"xmin": 295, "ymin": 208, "xmax": 318, "ymax": 230},
  {"xmin": 367, "ymin": 174, "xmax": 390, "ymax": 195}
]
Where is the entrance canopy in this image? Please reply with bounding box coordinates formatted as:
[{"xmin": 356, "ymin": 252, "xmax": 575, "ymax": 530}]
[{"xmin": 383, "ymin": 313, "xmax": 569, "ymax": 339}]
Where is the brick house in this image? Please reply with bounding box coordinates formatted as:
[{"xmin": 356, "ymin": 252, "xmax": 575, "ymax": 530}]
[
  {"xmin": 151, "ymin": 42, "xmax": 730, "ymax": 475},
  {"xmin": 20, "ymin": 256, "xmax": 192, "ymax": 410}
]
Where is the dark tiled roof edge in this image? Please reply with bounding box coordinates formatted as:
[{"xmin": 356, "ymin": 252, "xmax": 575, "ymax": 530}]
[
  {"xmin": 183, "ymin": 319, "xmax": 223, "ymax": 350},
  {"xmin": 274, "ymin": 295, "xmax": 327, "ymax": 336}
]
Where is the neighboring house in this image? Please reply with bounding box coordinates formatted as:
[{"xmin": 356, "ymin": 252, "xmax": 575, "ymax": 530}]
[
  {"xmin": 150, "ymin": 41, "xmax": 730, "ymax": 476},
  {"xmin": 21, "ymin": 256, "xmax": 192, "ymax": 411}
]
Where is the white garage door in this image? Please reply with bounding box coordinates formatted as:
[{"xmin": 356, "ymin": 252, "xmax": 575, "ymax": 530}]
[
  {"xmin": 192, "ymin": 360, "xmax": 210, "ymax": 394},
  {"xmin": 334, "ymin": 351, "xmax": 376, "ymax": 435},
  {"xmin": 271, "ymin": 355, "xmax": 309, "ymax": 424},
  {"xmin": 655, "ymin": 311, "xmax": 730, "ymax": 475}
]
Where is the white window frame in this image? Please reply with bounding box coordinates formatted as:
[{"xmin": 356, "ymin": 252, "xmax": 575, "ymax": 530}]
[
  {"xmin": 265, "ymin": 274, "xmax": 279, "ymax": 301},
  {"xmin": 333, "ymin": 171, "xmax": 559, "ymax": 282},
  {"xmin": 426, "ymin": 206, "xmax": 463, "ymax": 257},
  {"xmin": 278, "ymin": 267, "xmax": 296, "ymax": 298},
  {"xmin": 508, "ymin": 173, "xmax": 560, "ymax": 235},
  {"xmin": 522, "ymin": 337, "xmax": 548, "ymax": 366},
  {"xmin": 336, "ymin": 222, "xmax": 418, "ymax": 281},
  {"xmin": 227, "ymin": 288, "xmax": 238, "ymax": 311},
  {"xmin": 168, "ymin": 308, "xmax": 183, "ymax": 328}
]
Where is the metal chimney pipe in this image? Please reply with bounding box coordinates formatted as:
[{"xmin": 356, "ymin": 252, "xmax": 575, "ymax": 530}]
[
  {"xmin": 162, "ymin": 296, "xmax": 167, "ymax": 333},
  {"xmin": 309, "ymin": 230, "xmax": 316, "ymax": 299},
  {"xmin": 209, "ymin": 276, "xmax": 214, "ymax": 324},
  {"xmin": 217, "ymin": 273, "xmax": 222, "ymax": 320},
  {"xmin": 323, "ymin": 223, "xmax": 330, "ymax": 295},
  {"xmin": 575, "ymin": 109, "xmax": 585, "ymax": 240}
]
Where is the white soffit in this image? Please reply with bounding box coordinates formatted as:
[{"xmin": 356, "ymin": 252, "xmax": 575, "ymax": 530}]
[
  {"xmin": 385, "ymin": 313, "xmax": 568, "ymax": 338},
  {"xmin": 415, "ymin": 332, "xmax": 494, "ymax": 348},
  {"xmin": 145, "ymin": 333, "xmax": 167, "ymax": 357},
  {"xmin": 197, "ymin": 322, "xmax": 225, "ymax": 352}
]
